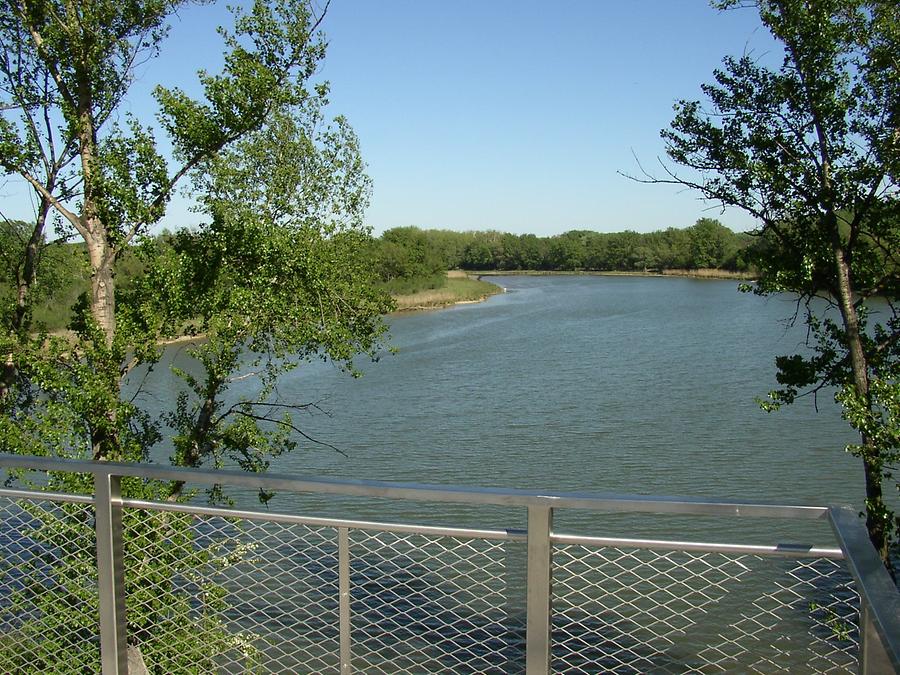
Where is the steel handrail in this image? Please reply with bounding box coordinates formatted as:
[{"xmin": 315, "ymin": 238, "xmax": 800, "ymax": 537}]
[{"xmin": 0, "ymin": 453, "xmax": 830, "ymax": 519}]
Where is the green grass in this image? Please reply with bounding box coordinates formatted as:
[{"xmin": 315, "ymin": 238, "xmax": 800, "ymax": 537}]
[
  {"xmin": 379, "ymin": 272, "xmax": 447, "ymax": 296},
  {"xmin": 392, "ymin": 273, "xmax": 502, "ymax": 311}
]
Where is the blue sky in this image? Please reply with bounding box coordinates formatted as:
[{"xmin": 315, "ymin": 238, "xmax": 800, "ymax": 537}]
[
  {"xmin": 317, "ymin": 1, "xmax": 777, "ymax": 236},
  {"xmin": 5, "ymin": 1, "xmax": 781, "ymax": 236}
]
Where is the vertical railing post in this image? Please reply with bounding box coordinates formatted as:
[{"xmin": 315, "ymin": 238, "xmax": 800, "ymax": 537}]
[
  {"xmin": 828, "ymin": 507, "xmax": 900, "ymax": 674},
  {"xmin": 525, "ymin": 505, "xmax": 553, "ymax": 674},
  {"xmin": 860, "ymin": 602, "xmax": 893, "ymax": 675},
  {"xmin": 338, "ymin": 527, "xmax": 352, "ymax": 673},
  {"xmin": 95, "ymin": 471, "xmax": 128, "ymax": 674}
]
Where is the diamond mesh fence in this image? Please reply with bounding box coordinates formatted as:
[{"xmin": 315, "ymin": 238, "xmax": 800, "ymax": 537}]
[
  {"xmin": 348, "ymin": 530, "xmax": 526, "ymax": 674},
  {"xmin": 552, "ymin": 544, "xmax": 859, "ymax": 674},
  {"xmin": 0, "ymin": 491, "xmax": 866, "ymax": 674},
  {"xmin": 122, "ymin": 510, "xmax": 342, "ymax": 673},
  {"xmin": 120, "ymin": 512, "xmax": 527, "ymax": 674},
  {"xmin": 0, "ymin": 495, "xmax": 100, "ymax": 673}
]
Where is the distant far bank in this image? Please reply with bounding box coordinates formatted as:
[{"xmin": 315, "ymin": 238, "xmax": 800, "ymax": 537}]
[
  {"xmin": 473, "ymin": 268, "xmax": 755, "ymax": 281},
  {"xmin": 390, "ymin": 267, "xmax": 754, "ymax": 314}
]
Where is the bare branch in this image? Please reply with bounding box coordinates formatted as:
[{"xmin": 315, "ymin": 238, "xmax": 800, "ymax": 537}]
[
  {"xmin": 230, "ymin": 409, "xmax": 347, "ymax": 457},
  {"xmin": 17, "ymin": 168, "xmax": 82, "ymax": 234}
]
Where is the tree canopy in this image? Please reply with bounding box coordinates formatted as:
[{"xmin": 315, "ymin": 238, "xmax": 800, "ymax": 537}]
[
  {"xmin": 0, "ymin": 0, "xmax": 393, "ymax": 469},
  {"xmin": 0, "ymin": 0, "xmax": 392, "ymax": 668},
  {"xmin": 369, "ymin": 221, "xmax": 752, "ymax": 281},
  {"xmin": 658, "ymin": 0, "xmax": 900, "ymax": 569}
]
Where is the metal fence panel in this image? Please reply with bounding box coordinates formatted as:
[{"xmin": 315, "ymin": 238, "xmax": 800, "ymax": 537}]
[
  {"xmin": 122, "ymin": 511, "xmax": 341, "ymax": 673},
  {"xmin": 348, "ymin": 529, "xmax": 526, "ymax": 674},
  {"xmin": 552, "ymin": 543, "xmax": 859, "ymax": 674},
  {"xmin": 0, "ymin": 496, "xmax": 100, "ymax": 673},
  {"xmin": 0, "ymin": 458, "xmax": 889, "ymax": 674}
]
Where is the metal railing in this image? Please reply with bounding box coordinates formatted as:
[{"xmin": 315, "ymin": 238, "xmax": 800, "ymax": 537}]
[{"xmin": 0, "ymin": 453, "xmax": 897, "ymax": 674}]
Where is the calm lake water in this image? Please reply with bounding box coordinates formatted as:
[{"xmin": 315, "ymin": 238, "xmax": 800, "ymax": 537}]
[{"xmin": 152, "ymin": 275, "xmax": 870, "ymax": 546}]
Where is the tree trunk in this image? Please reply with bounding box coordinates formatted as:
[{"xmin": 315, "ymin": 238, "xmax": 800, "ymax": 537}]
[
  {"xmin": 76, "ymin": 62, "xmax": 116, "ymax": 344},
  {"xmin": 832, "ymin": 239, "xmax": 891, "ymax": 569},
  {"xmin": 127, "ymin": 644, "xmax": 149, "ymax": 675},
  {"xmin": 168, "ymin": 383, "xmax": 222, "ymax": 500},
  {"xmin": 863, "ymin": 457, "xmax": 891, "ymax": 565},
  {"xmin": 0, "ymin": 355, "xmax": 12, "ymax": 401},
  {"xmin": 0, "ymin": 200, "xmax": 50, "ymax": 399},
  {"xmin": 85, "ymin": 226, "xmax": 116, "ymax": 342},
  {"xmin": 15, "ymin": 203, "xmax": 47, "ymax": 332}
]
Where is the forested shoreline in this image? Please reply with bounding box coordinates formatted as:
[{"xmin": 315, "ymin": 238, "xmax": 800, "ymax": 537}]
[
  {"xmin": 2, "ymin": 217, "xmax": 753, "ymax": 330},
  {"xmin": 374, "ymin": 217, "xmax": 754, "ymax": 295}
]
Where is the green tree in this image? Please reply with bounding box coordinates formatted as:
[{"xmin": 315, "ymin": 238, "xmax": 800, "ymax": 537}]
[
  {"xmin": 657, "ymin": 0, "xmax": 900, "ymax": 568},
  {"xmin": 420, "ymin": 229, "xmax": 475, "ymax": 269},
  {"xmin": 460, "ymin": 231, "xmax": 507, "ymax": 270},
  {"xmin": 647, "ymin": 227, "xmax": 692, "ymax": 270},
  {"xmin": 0, "ymin": 220, "xmax": 69, "ymax": 336},
  {"xmin": 520, "ymin": 234, "xmax": 547, "ymax": 270},
  {"xmin": 499, "ymin": 232, "xmax": 525, "ymax": 270},
  {"xmin": 461, "ymin": 240, "xmax": 494, "ymax": 269},
  {"xmin": 0, "ymin": 0, "xmax": 391, "ymax": 668},
  {"xmin": 546, "ymin": 233, "xmax": 586, "ymax": 270},
  {"xmin": 378, "ymin": 226, "xmax": 445, "ymax": 280},
  {"xmin": 605, "ymin": 230, "xmax": 642, "ymax": 271},
  {"xmin": 688, "ymin": 218, "xmax": 734, "ymax": 268},
  {"xmin": 583, "ymin": 233, "xmax": 610, "ymax": 270},
  {"xmin": 632, "ymin": 245, "xmax": 659, "ymax": 272}
]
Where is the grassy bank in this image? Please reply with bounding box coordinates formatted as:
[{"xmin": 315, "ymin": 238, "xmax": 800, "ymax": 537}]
[
  {"xmin": 392, "ymin": 271, "xmax": 503, "ymax": 311},
  {"xmin": 659, "ymin": 268, "xmax": 755, "ymax": 280}
]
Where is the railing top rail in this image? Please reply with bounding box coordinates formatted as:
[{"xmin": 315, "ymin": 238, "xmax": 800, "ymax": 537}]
[
  {"xmin": 553, "ymin": 533, "xmax": 845, "ymax": 559},
  {"xmin": 0, "ymin": 484, "xmax": 846, "ymax": 557},
  {"xmin": 828, "ymin": 506, "xmax": 900, "ymax": 672},
  {"xmin": 0, "ymin": 453, "xmax": 832, "ymax": 519},
  {"xmin": 121, "ymin": 497, "xmax": 528, "ymax": 542}
]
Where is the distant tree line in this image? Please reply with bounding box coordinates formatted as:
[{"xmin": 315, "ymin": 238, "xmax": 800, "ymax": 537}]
[
  {"xmin": 0, "ymin": 219, "xmax": 151, "ymax": 332},
  {"xmin": 372, "ymin": 219, "xmax": 754, "ymax": 284},
  {"xmin": 2, "ymin": 218, "xmax": 753, "ymax": 331}
]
